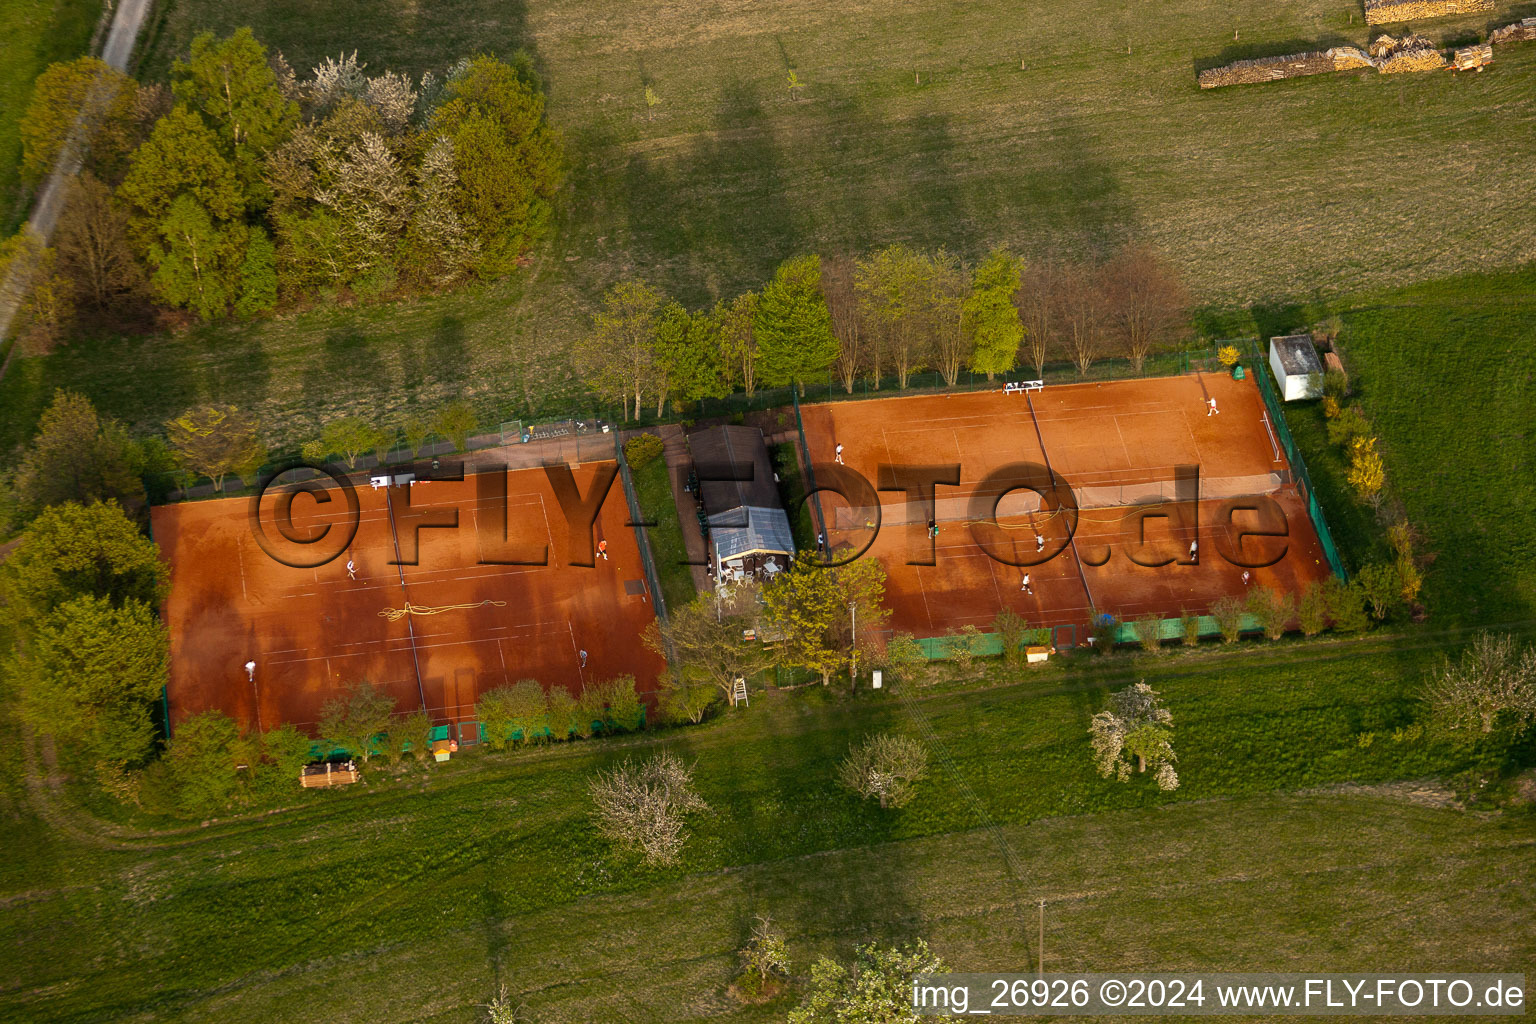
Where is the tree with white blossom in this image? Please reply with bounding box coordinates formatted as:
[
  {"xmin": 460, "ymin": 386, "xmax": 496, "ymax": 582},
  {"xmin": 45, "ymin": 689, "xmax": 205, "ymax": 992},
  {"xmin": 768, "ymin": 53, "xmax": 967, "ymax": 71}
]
[{"xmin": 1088, "ymin": 682, "xmax": 1179, "ymax": 791}]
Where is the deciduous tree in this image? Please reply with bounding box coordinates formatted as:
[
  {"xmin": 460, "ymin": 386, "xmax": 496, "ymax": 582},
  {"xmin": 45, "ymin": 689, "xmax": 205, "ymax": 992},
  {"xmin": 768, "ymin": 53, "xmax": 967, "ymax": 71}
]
[
  {"xmin": 1016, "ymin": 259, "xmax": 1058, "ymax": 378},
  {"xmin": 1088, "ymin": 682, "xmax": 1178, "ymax": 790},
  {"xmin": 1056, "ymin": 260, "xmax": 1105, "ymax": 375},
  {"xmin": 172, "ymin": 28, "xmax": 299, "ymax": 197},
  {"xmin": 964, "ymin": 246, "xmax": 1024, "ymax": 380},
  {"xmin": 317, "ymin": 681, "xmax": 397, "ymax": 762},
  {"xmin": 3, "ymin": 500, "xmax": 168, "ymax": 624},
  {"xmin": 856, "ymin": 244, "xmax": 932, "ymax": 388},
  {"xmin": 644, "ymin": 593, "xmax": 772, "ymax": 707},
  {"xmin": 1424, "ymin": 632, "xmax": 1536, "ymax": 736},
  {"xmin": 577, "ymin": 279, "xmax": 663, "ymax": 420},
  {"xmin": 653, "ymin": 302, "xmax": 729, "ymax": 412},
  {"xmin": 1100, "ymin": 244, "xmax": 1189, "ymax": 371},
  {"xmin": 55, "ymin": 173, "xmax": 144, "ymax": 310},
  {"xmin": 164, "ymin": 404, "xmax": 266, "ymax": 492},
  {"xmin": 320, "ymin": 416, "xmax": 389, "ymax": 467},
  {"xmin": 716, "ymin": 290, "xmax": 758, "ymax": 397},
  {"xmin": 761, "ymin": 552, "xmax": 887, "ymax": 686},
  {"xmin": 119, "ymin": 105, "xmax": 246, "ymax": 229},
  {"xmin": 145, "ymin": 194, "xmax": 248, "ymax": 319},
  {"xmin": 587, "ymin": 752, "xmax": 707, "ymax": 866},
  {"xmin": 11, "ymin": 390, "xmax": 145, "ymax": 516},
  {"xmin": 17, "ymin": 594, "xmax": 168, "ymax": 765},
  {"xmin": 837, "ymin": 732, "xmax": 928, "ymax": 809},
  {"xmin": 20, "ymin": 57, "xmax": 139, "ymax": 187},
  {"xmin": 789, "ymin": 940, "xmax": 948, "ymax": 1024}
]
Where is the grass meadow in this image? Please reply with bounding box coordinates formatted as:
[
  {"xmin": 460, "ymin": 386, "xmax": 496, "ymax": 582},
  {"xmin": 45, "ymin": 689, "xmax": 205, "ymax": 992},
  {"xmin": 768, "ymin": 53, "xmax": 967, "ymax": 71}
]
[
  {"xmin": 3, "ymin": 634, "xmax": 1533, "ymax": 1022},
  {"xmin": 1208, "ymin": 265, "xmax": 1536, "ymax": 626}
]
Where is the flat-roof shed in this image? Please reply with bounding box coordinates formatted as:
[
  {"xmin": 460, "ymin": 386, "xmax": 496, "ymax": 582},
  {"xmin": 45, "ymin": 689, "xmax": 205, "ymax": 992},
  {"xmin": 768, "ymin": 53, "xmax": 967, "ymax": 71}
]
[
  {"xmin": 1269, "ymin": 334, "xmax": 1324, "ymax": 401},
  {"xmin": 688, "ymin": 425, "xmax": 796, "ymax": 579}
]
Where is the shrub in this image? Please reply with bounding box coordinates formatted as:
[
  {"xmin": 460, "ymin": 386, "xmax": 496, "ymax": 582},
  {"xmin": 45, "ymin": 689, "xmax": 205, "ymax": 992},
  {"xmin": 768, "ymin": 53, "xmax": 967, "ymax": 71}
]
[
  {"xmin": 1133, "ymin": 614, "xmax": 1163, "ymax": 653},
  {"xmin": 587, "ymin": 752, "xmax": 707, "ymax": 866},
  {"xmin": 734, "ymin": 914, "xmax": 790, "ymax": 1003},
  {"xmin": 395, "ymin": 711, "xmax": 435, "ymax": 762},
  {"xmin": 1245, "ymin": 585, "xmax": 1294, "ymax": 640},
  {"xmin": 1091, "ymin": 609, "xmax": 1121, "ymax": 650},
  {"xmin": 597, "ymin": 675, "xmax": 646, "ymax": 732},
  {"xmin": 545, "ymin": 686, "xmax": 578, "ymax": 741},
  {"xmin": 1298, "ymin": 582, "xmax": 1329, "ymax": 636},
  {"xmin": 1179, "ymin": 608, "xmax": 1201, "ymax": 646},
  {"xmin": 993, "ymin": 607, "xmax": 1029, "ymax": 667},
  {"xmin": 505, "ymin": 679, "xmax": 550, "ymax": 744},
  {"xmin": 483, "ymin": 986, "xmax": 528, "ymax": 1024},
  {"xmin": 882, "ymin": 632, "xmax": 927, "ymax": 682},
  {"xmin": 837, "ymin": 732, "xmax": 928, "ymax": 809},
  {"xmin": 1326, "ymin": 405, "xmax": 1370, "ymax": 447},
  {"xmin": 1217, "ymin": 344, "xmax": 1240, "ymax": 368},
  {"xmin": 1322, "ymin": 367, "xmax": 1349, "ymax": 402},
  {"xmin": 255, "ymin": 722, "xmax": 314, "ymax": 793},
  {"xmin": 1321, "ymin": 395, "xmax": 1341, "ymax": 419},
  {"xmin": 300, "ymin": 439, "xmax": 325, "ymax": 462},
  {"xmin": 573, "ymin": 686, "xmax": 603, "ymax": 738},
  {"xmin": 165, "ymin": 710, "xmax": 250, "ymax": 816},
  {"xmin": 1344, "ymin": 435, "xmax": 1384, "ymax": 505},
  {"xmin": 1355, "ymin": 563, "xmax": 1399, "ymax": 621},
  {"xmin": 624, "ymin": 432, "xmax": 664, "ymax": 469},
  {"xmin": 476, "ymin": 686, "xmax": 519, "ymax": 751},
  {"xmin": 659, "ymin": 674, "xmax": 717, "ymax": 725},
  {"xmin": 1324, "ymin": 576, "xmax": 1370, "ymax": 632},
  {"xmin": 944, "ymin": 625, "xmax": 982, "ymax": 674},
  {"xmin": 1210, "ymin": 595, "xmax": 1246, "ymax": 643},
  {"xmin": 435, "ymin": 400, "xmax": 479, "ymax": 452},
  {"xmin": 1396, "ymin": 557, "xmax": 1423, "ymax": 604},
  {"xmin": 1386, "ymin": 520, "xmax": 1415, "ymax": 558}
]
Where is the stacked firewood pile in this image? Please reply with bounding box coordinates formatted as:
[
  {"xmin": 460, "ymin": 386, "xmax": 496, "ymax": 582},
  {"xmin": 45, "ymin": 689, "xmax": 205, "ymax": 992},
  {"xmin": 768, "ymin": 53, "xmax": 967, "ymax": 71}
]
[
  {"xmin": 1451, "ymin": 43, "xmax": 1494, "ymax": 69},
  {"xmin": 1199, "ymin": 14, "xmax": 1534, "ymax": 88},
  {"xmin": 1198, "ymin": 47, "xmax": 1371, "ymax": 88},
  {"xmin": 1370, "ymin": 33, "xmax": 1450, "ymax": 71},
  {"xmin": 1490, "ymin": 17, "xmax": 1536, "ymax": 44},
  {"xmin": 1364, "ymin": 0, "xmax": 1492, "ymax": 27}
]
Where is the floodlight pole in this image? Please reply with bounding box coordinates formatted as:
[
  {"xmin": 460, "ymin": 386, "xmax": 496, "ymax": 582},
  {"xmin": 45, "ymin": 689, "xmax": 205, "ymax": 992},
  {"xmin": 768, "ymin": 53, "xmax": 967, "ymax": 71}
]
[{"xmin": 849, "ymin": 602, "xmax": 857, "ymax": 689}]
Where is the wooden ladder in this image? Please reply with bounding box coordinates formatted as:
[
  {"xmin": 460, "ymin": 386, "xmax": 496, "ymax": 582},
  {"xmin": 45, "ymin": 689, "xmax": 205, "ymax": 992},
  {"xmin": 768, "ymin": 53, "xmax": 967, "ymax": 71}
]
[{"xmin": 731, "ymin": 676, "xmax": 749, "ymax": 707}]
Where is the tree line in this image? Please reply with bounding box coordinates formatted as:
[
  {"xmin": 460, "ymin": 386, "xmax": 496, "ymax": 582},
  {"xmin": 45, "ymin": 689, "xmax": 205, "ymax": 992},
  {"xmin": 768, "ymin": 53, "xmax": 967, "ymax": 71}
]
[
  {"xmin": 578, "ymin": 243, "xmax": 1191, "ymax": 419},
  {"xmin": 5, "ymin": 29, "xmax": 562, "ymax": 340}
]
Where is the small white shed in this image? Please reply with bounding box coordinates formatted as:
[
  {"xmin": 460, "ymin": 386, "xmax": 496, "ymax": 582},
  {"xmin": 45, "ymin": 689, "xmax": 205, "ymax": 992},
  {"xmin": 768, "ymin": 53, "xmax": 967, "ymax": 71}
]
[{"xmin": 1268, "ymin": 334, "xmax": 1324, "ymax": 401}]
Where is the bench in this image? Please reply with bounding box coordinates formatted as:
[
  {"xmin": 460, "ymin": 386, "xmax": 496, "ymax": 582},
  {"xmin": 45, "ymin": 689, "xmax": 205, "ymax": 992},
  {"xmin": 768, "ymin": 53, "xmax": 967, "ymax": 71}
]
[{"xmin": 1004, "ymin": 380, "xmax": 1044, "ymax": 395}]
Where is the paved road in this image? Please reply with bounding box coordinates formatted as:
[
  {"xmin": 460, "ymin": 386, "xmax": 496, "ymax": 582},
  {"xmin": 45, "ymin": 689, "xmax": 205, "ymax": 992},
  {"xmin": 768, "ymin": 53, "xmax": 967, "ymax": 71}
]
[{"xmin": 0, "ymin": 0, "xmax": 155, "ymax": 378}]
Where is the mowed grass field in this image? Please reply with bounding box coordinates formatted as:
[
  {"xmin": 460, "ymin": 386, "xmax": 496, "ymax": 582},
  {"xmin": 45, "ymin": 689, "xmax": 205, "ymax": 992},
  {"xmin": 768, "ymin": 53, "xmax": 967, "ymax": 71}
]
[
  {"xmin": 135, "ymin": 0, "xmax": 1536, "ymax": 306},
  {"xmin": 1211, "ymin": 265, "xmax": 1536, "ymax": 626},
  {"xmin": 0, "ymin": 0, "xmax": 103, "ymax": 231},
  {"xmin": 3, "ymin": 635, "xmax": 1533, "ymax": 1022}
]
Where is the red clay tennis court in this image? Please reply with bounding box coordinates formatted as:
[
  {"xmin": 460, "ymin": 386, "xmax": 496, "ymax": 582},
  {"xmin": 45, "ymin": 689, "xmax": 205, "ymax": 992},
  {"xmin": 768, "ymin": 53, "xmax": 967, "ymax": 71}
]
[
  {"xmin": 151, "ymin": 462, "xmax": 663, "ymax": 732},
  {"xmin": 799, "ymin": 373, "xmax": 1333, "ymax": 640}
]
